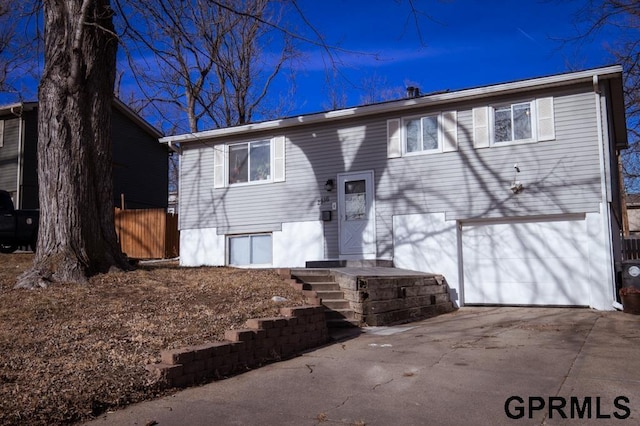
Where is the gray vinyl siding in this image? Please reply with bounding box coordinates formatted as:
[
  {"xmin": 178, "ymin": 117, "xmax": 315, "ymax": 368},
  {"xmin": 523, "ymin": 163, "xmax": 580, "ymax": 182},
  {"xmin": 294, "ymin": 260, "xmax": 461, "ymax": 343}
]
[
  {"xmin": 0, "ymin": 118, "xmax": 20, "ymax": 194},
  {"xmin": 180, "ymin": 83, "xmax": 606, "ymax": 259}
]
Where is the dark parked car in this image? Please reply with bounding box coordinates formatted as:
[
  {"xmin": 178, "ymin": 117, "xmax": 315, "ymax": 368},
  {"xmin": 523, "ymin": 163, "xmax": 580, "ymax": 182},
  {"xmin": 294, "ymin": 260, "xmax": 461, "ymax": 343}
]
[{"xmin": 0, "ymin": 190, "xmax": 38, "ymax": 253}]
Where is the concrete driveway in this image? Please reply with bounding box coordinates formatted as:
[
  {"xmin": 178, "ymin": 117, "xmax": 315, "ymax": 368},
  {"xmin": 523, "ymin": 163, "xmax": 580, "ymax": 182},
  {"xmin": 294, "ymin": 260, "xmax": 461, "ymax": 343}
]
[{"xmin": 87, "ymin": 307, "xmax": 640, "ymax": 425}]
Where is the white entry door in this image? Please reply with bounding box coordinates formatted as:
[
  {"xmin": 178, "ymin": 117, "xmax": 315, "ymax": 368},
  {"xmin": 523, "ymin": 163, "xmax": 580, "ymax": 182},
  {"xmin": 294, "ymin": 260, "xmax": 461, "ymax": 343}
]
[{"xmin": 338, "ymin": 171, "xmax": 376, "ymax": 257}]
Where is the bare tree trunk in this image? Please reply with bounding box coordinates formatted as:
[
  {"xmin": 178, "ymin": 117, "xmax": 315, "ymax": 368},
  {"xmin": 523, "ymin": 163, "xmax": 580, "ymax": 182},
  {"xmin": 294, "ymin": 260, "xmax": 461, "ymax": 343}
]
[{"xmin": 16, "ymin": 0, "xmax": 131, "ymax": 289}]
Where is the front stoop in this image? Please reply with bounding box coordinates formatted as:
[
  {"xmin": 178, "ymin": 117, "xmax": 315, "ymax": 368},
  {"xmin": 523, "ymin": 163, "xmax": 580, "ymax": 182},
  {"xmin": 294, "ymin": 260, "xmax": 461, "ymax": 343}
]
[
  {"xmin": 288, "ymin": 270, "xmax": 359, "ymax": 328},
  {"xmin": 280, "ymin": 265, "xmax": 456, "ymax": 327}
]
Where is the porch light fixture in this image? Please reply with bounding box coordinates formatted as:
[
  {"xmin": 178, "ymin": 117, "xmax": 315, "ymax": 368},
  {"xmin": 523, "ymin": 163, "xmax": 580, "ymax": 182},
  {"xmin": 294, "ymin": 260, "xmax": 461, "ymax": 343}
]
[{"xmin": 325, "ymin": 179, "xmax": 335, "ymax": 192}]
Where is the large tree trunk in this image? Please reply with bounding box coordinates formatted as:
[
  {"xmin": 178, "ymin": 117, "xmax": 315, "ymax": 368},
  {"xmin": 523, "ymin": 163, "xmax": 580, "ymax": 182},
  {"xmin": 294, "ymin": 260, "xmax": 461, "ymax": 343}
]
[{"xmin": 16, "ymin": 0, "xmax": 131, "ymax": 289}]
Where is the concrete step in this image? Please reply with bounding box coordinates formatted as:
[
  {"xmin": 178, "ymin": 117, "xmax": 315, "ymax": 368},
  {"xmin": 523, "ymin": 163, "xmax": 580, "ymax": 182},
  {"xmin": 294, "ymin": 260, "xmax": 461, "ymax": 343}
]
[
  {"xmin": 315, "ymin": 290, "xmax": 345, "ymax": 300},
  {"xmin": 321, "ymin": 299, "xmax": 351, "ymax": 310},
  {"xmin": 287, "ymin": 269, "xmax": 360, "ymax": 329},
  {"xmin": 291, "ymin": 270, "xmax": 333, "ymax": 280},
  {"xmin": 307, "ymin": 282, "xmax": 341, "ymax": 291},
  {"xmin": 324, "ymin": 308, "xmax": 355, "ymax": 320}
]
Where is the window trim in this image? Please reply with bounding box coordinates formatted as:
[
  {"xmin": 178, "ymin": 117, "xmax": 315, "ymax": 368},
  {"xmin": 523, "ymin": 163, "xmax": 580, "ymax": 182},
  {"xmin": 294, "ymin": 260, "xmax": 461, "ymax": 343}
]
[
  {"xmin": 227, "ymin": 233, "xmax": 273, "ymax": 267},
  {"xmin": 227, "ymin": 139, "xmax": 273, "ymax": 187},
  {"xmin": 401, "ymin": 112, "xmax": 444, "ymax": 156},
  {"xmin": 490, "ymin": 100, "xmax": 537, "ymax": 146}
]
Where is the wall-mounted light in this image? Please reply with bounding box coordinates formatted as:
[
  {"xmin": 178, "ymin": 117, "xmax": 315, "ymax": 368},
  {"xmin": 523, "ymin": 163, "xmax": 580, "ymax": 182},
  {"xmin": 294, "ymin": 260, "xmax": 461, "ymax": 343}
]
[
  {"xmin": 510, "ymin": 163, "xmax": 524, "ymax": 194},
  {"xmin": 510, "ymin": 181, "xmax": 524, "ymax": 194},
  {"xmin": 325, "ymin": 179, "xmax": 335, "ymax": 192}
]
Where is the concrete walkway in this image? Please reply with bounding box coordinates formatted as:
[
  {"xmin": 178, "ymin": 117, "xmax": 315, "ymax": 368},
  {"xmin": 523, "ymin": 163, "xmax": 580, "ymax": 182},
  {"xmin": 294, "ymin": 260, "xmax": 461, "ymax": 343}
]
[{"xmin": 87, "ymin": 307, "xmax": 640, "ymax": 425}]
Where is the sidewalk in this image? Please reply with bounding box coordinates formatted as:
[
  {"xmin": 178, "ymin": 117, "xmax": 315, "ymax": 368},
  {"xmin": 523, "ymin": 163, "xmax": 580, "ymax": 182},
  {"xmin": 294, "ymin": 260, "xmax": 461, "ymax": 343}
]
[{"xmin": 86, "ymin": 307, "xmax": 640, "ymax": 425}]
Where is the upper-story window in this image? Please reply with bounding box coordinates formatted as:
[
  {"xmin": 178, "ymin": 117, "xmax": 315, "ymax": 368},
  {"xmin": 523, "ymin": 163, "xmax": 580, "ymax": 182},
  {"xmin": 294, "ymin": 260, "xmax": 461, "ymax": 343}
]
[
  {"xmin": 213, "ymin": 136, "xmax": 285, "ymax": 189},
  {"xmin": 228, "ymin": 140, "xmax": 271, "ymax": 184},
  {"xmin": 472, "ymin": 97, "xmax": 554, "ymax": 149},
  {"xmin": 493, "ymin": 102, "xmax": 534, "ymax": 144},
  {"xmin": 404, "ymin": 115, "xmax": 439, "ymax": 154},
  {"xmin": 387, "ymin": 112, "xmax": 457, "ymax": 159}
]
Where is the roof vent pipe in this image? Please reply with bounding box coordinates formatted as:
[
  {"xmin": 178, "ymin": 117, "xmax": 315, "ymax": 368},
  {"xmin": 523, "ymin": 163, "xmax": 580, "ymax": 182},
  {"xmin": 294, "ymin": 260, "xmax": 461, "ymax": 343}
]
[{"xmin": 406, "ymin": 86, "xmax": 420, "ymax": 99}]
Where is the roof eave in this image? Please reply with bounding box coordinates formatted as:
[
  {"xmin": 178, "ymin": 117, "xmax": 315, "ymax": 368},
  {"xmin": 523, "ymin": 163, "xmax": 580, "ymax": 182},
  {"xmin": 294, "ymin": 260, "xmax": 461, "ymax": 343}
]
[{"xmin": 160, "ymin": 65, "xmax": 624, "ymax": 145}]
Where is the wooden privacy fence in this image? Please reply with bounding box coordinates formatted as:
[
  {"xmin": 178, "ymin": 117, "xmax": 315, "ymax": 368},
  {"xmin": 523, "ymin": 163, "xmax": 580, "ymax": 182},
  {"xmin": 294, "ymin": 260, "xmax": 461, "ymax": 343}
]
[
  {"xmin": 622, "ymin": 238, "xmax": 640, "ymax": 261},
  {"xmin": 115, "ymin": 208, "xmax": 179, "ymax": 259}
]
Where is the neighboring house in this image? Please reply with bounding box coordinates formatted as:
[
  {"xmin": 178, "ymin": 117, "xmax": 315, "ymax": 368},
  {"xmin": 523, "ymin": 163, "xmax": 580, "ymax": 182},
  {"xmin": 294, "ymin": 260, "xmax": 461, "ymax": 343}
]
[
  {"xmin": 0, "ymin": 99, "xmax": 168, "ymax": 210},
  {"xmin": 161, "ymin": 65, "xmax": 628, "ymax": 311},
  {"xmin": 625, "ymin": 194, "xmax": 640, "ymax": 236}
]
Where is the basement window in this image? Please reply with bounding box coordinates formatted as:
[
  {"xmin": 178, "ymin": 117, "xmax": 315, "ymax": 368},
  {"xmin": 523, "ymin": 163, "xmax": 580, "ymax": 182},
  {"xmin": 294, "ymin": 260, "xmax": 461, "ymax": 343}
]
[{"xmin": 228, "ymin": 234, "xmax": 273, "ymax": 266}]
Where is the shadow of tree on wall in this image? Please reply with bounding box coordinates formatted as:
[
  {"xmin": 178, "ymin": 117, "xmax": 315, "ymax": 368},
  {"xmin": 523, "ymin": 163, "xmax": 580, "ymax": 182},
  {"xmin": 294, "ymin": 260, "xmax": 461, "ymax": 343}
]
[{"xmin": 179, "ymin": 89, "xmax": 613, "ymax": 307}]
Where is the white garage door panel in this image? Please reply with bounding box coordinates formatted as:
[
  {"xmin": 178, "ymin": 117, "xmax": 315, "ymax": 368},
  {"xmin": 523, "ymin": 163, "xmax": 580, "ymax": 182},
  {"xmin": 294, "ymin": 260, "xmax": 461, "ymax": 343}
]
[{"xmin": 463, "ymin": 219, "xmax": 591, "ymax": 306}]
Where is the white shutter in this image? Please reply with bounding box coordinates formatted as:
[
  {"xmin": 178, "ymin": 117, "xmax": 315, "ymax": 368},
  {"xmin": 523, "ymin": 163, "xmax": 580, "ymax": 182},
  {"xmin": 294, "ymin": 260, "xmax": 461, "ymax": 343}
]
[
  {"xmin": 441, "ymin": 111, "xmax": 457, "ymax": 152},
  {"xmin": 273, "ymin": 136, "xmax": 285, "ymax": 182},
  {"xmin": 473, "ymin": 107, "xmax": 490, "ymax": 149},
  {"xmin": 213, "ymin": 145, "xmax": 226, "ymax": 188},
  {"xmin": 387, "ymin": 118, "xmax": 402, "ymax": 158},
  {"xmin": 536, "ymin": 97, "xmax": 555, "ymax": 141}
]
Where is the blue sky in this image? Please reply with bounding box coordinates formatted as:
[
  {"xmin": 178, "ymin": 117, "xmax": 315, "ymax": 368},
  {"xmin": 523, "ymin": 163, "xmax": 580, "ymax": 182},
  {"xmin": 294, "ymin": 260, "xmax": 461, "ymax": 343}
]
[
  {"xmin": 0, "ymin": 0, "xmax": 620, "ymax": 132},
  {"xmin": 280, "ymin": 0, "xmax": 617, "ymax": 116}
]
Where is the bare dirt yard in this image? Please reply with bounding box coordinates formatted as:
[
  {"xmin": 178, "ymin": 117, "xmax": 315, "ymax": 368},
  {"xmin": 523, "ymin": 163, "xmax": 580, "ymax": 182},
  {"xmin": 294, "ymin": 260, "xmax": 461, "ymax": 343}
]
[{"xmin": 0, "ymin": 253, "xmax": 306, "ymax": 425}]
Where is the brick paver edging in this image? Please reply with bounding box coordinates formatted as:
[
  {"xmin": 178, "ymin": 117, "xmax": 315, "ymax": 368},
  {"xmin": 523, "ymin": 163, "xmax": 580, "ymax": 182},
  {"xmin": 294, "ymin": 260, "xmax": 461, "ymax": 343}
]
[{"xmin": 146, "ymin": 306, "xmax": 329, "ymax": 388}]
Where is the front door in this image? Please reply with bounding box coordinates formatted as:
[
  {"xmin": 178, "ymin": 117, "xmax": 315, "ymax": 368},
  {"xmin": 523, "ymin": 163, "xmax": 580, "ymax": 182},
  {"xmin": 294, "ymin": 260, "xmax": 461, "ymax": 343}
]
[{"xmin": 338, "ymin": 171, "xmax": 376, "ymax": 257}]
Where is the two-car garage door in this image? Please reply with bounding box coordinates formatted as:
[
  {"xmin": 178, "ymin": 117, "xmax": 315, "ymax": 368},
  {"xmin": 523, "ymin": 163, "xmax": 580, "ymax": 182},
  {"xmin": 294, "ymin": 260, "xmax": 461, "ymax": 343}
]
[{"xmin": 462, "ymin": 217, "xmax": 592, "ymax": 306}]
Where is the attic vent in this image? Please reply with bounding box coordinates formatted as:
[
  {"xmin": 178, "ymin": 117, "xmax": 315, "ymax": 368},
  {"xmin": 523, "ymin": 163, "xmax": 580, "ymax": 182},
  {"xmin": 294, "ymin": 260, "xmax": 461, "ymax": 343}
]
[{"xmin": 406, "ymin": 86, "xmax": 420, "ymax": 99}]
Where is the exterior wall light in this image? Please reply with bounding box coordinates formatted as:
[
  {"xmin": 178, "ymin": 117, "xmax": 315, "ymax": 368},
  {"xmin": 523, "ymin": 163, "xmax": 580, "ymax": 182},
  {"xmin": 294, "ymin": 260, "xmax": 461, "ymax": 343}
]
[
  {"xmin": 511, "ymin": 163, "xmax": 523, "ymax": 194},
  {"xmin": 325, "ymin": 179, "xmax": 335, "ymax": 192}
]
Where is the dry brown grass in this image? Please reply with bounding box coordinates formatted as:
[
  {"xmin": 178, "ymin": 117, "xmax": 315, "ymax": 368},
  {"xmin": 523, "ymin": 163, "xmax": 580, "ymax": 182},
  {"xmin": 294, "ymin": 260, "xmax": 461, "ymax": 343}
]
[{"xmin": 0, "ymin": 253, "xmax": 306, "ymax": 425}]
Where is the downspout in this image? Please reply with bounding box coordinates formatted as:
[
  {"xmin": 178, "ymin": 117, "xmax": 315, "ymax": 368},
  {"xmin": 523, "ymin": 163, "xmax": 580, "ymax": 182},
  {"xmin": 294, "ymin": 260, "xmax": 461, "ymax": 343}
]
[
  {"xmin": 167, "ymin": 141, "xmax": 182, "ymax": 155},
  {"xmin": 593, "ymin": 75, "xmax": 616, "ymax": 309}
]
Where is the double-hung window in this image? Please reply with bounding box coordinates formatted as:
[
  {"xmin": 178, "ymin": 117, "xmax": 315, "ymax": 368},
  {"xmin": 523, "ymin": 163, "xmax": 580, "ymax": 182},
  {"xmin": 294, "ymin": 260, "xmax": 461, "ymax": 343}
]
[
  {"xmin": 228, "ymin": 140, "xmax": 271, "ymax": 184},
  {"xmin": 214, "ymin": 136, "xmax": 285, "ymax": 189},
  {"xmin": 387, "ymin": 112, "xmax": 457, "ymax": 159},
  {"xmin": 493, "ymin": 102, "xmax": 534, "ymax": 144},
  {"xmin": 405, "ymin": 115, "xmax": 439, "ymax": 154}
]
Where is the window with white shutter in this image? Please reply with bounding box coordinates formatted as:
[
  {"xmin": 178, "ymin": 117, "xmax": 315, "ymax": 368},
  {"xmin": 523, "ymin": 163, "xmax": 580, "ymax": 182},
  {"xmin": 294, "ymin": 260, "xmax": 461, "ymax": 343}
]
[
  {"xmin": 387, "ymin": 119, "xmax": 401, "ymax": 158},
  {"xmin": 388, "ymin": 112, "xmax": 457, "ymax": 157},
  {"xmin": 215, "ymin": 136, "xmax": 285, "ymax": 188},
  {"xmin": 473, "ymin": 97, "xmax": 555, "ymax": 149}
]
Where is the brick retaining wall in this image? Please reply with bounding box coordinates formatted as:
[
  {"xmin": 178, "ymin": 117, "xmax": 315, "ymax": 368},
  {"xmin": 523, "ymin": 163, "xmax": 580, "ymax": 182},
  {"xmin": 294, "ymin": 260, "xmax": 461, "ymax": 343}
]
[{"xmin": 146, "ymin": 305, "xmax": 329, "ymax": 388}]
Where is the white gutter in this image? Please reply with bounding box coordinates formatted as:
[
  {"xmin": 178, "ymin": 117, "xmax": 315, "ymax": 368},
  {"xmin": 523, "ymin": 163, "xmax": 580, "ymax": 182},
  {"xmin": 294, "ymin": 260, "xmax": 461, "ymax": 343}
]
[{"xmin": 160, "ymin": 65, "xmax": 624, "ymax": 145}]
